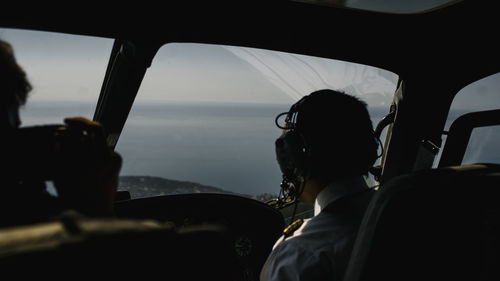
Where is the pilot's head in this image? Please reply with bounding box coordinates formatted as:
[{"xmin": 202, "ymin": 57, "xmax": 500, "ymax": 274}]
[
  {"xmin": 275, "ymin": 89, "xmax": 378, "ymax": 202},
  {"xmin": 0, "ymin": 39, "xmax": 31, "ymax": 129}
]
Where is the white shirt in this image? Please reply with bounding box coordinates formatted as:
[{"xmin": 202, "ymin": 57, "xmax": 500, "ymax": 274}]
[{"xmin": 260, "ymin": 176, "xmax": 370, "ymax": 281}]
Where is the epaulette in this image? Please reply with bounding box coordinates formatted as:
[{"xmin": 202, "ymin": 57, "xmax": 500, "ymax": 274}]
[{"xmin": 283, "ymin": 219, "xmax": 304, "ymax": 238}]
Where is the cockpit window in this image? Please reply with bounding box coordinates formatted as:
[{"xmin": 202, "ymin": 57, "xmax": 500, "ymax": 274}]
[
  {"xmin": 0, "ymin": 28, "xmax": 113, "ymax": 126},
  {"xmin": 0, "ymin": 28, "xmax": 113, "ymax": 196},
  {"xmin": 435, "ymin": 72, "xmax": 500, "ymax": 166},
  {"xmin": 117, "ymin": 43, "xmax": 398, "ymax": 200},
  {"xmin": 295, "ymin": 0, "xmax": 460, "ymax": 14}
]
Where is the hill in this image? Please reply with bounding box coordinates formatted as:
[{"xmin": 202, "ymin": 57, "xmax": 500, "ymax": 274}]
[{"xmin": 118, "ymin": 176, "xmax": 277, "ymax": 202}]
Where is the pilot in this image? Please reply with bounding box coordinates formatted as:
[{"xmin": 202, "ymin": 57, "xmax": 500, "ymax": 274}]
[
  {"xmin": 260, "ymin": 89, "xmax": 379, "ymax": 281},
  {"xmin": 0, "ymin": 39, "xmax": 122, "ymax": 226}
]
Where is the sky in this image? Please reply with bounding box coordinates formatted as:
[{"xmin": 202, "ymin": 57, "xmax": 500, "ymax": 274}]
[
  {"xmin": 140, "ymin": 43, "xmax": 398, "ymax": 106},
  {"xmin": 3, "ymin": 26, "xmax": 498, "ymax": 113},
  {"xmin": 0, "ymin": 28, "xmax": 112, "ymax": 103},
  {"xmin": 0, "ymin": 27, "xmax": 398, "ymax": 107}
]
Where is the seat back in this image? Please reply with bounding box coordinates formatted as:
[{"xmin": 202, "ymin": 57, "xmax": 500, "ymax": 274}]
[{"xmin": 344, "ymin": 164, "xmax": 500, "ymax": 281}]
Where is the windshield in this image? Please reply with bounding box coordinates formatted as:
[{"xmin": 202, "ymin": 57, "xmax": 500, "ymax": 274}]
[
  {"xmin": 0, "ymin": 28, "xmax": 113, "ymax": 195},
  {"xmin": 116, "ymin": 43, "xmax": 399, "ymax": 200},
  {"xmin": 434, "ymin": 72, "xmax": 500, "ymax": 166},
  {"xmin": 0, "ymin": 28, "xmax": 112, "ymax": 126}
]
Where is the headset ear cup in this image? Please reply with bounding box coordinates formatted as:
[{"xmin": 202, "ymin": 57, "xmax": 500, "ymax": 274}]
[
  {"xmin": 296, "ymin": 130, "xmax": 311, "ymax": 180},
  {"xmin": 275, "ymin": 130, "xmax": 309, "ymax": 181}
]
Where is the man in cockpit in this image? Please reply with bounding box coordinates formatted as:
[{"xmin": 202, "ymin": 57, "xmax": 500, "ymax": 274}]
[
  {"xmin": 0, "ymin": 39, "xmax": 121, "ymax": 226},
  {"xmin": 261, "ymin": 89, "xmax": 378, "ymax": 281}
]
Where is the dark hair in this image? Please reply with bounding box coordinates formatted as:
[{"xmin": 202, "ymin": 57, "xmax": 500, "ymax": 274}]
[
  {"xmin": 295, "ymin": 89, "xmax": 378, "ymax": 182},
  {"xmin": 0, "ymin": 39, "xmax": 31, "ymax": 108}
]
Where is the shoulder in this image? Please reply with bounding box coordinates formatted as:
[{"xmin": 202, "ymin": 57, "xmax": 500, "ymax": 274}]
[
  {"xmin": 261, "ymin": 235, "xmax": 333, "ymax": 281},
  {"xmin": 278, "ymin": 213, "xmax": 353, "ymax": 247},
  {"xmin": 267, "ymin": 218, "xmax": 322, "ymax": 265}
]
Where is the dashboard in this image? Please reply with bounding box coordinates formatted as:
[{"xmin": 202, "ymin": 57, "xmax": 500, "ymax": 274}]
[{"xmin": 114, "ymin": 193, "xmax": 285, "ymax": 281}]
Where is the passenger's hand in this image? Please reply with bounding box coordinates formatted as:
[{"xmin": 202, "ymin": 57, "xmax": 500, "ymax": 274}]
[{"xmin": 54, "ymin": 117, "xmax": 122, "ymax": 217}]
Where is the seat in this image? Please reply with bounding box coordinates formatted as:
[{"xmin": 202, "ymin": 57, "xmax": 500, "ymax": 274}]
[{"xmin": 344, "ymin": 164, "xmax": 500, "ymax": 281}]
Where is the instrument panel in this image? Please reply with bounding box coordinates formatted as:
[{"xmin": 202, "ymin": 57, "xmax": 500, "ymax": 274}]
[{"xmin": 114, "ymin": 193, "xmax": 285, "ymax": 281}]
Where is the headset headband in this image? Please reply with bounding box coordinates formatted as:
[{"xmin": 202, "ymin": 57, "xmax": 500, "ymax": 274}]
[{"xmin": 275, "ymin": 95, "xmax": 309, "ymax": 130}]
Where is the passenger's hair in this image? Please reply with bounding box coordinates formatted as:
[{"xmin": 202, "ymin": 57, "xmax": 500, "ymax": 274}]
[
  {"xmin": 0, "ymin": 39, "xmax": 31, "ymax": 108},
  {"xmin": 295, "ymin": 89, "xmax": 378, "ymax": 182}
]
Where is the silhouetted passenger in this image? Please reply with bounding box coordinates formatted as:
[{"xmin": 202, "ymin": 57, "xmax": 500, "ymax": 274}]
[
  {"xmin": 0, "ymin": 39, "xmax": 121, "ymax": 227},
  {"xmin": 261, "ymin": 89, "xmax": 378, "ymax": 281}
]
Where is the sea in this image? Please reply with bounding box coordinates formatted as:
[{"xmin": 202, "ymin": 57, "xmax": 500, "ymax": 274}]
[{"xmin": 19, "ymin": 100, "xmax": 500, "ymax": 197}]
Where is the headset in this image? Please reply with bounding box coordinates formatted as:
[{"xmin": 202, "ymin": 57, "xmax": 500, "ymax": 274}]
[{"xmin": 274, "ymin": 96, "xmax": 311, "ymax": 206}]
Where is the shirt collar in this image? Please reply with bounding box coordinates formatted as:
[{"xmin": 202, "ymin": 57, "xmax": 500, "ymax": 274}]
[{"xmin": 313, "ymin": 176, "xmax": 369, "ymax": 216}]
